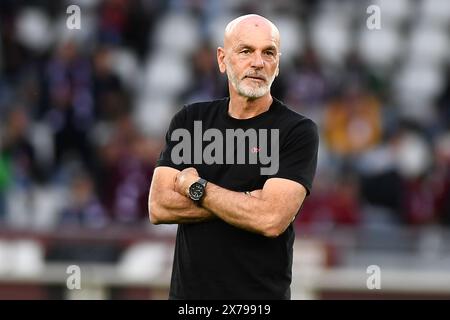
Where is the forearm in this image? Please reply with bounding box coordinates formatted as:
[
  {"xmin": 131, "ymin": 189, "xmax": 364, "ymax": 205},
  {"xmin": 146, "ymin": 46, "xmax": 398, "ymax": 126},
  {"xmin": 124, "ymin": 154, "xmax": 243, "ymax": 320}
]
[
  {"xmin": 149, "ymin": 188, "xmax": 215, "ymax": 225},
  {"xmin": 173, "ymin": 168, "xmax": 304, "ymax": 237},
  {"xmin": 201, "ymin": 183, "xmax": 275, "ymax": 236}
]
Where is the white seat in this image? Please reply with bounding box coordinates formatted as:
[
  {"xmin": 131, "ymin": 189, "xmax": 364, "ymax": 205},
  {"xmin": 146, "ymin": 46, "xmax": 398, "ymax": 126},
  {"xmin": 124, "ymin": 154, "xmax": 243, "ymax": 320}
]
[
  {"xmin": 420, "ymin": 0, "xmax": 450, "ymax": 27},
  {"xmin": 154, "ymin": 13, "xmax": 200, "ymax": 56},
  {"xmin": 408, "ymin": 24, "xmax": 449, "ymax": 65},
  {"xmin": 394, "ymin": 132, "xmax": 432, "ymax": 178},
  {"xmin": 0, "ymin": 241, "xmax": 13, "ymax": 275},
  {"xmin": 32, "ymin": 185, "xmax": 68, "ymax": 230},
  {"xmin": 110, "ymin": 48, "xmax": 140, "ymax": 92},
  {"xmin": 207, "ymin": 14, "xmax": 235, "ymax": 48},
  {"xmin": 15, "ymin": 8, "xmax": 53, "ymax": 53},
  {"xmin": 395, "ymin": 62, "xmax": 444, "ymax": 103},
  {"xmin": 372, "ymin": 0, "xmax": 413, "ymax": 26},
  {"xmin": 134, "ymin": 96, "xmax": 175, "ymax": 136},
  {"xmin": 310, "ymin": 13, "xmax": 351, "ymax": 66},
  {"xmin": 117, "ymin": 242, "xmax": 170, "ymax": 281},
  {"xmin": 0, "ymin": 240, "xmax": 44, "ymax": 277},
  {"xmin": 358, "ymin": 26, "xmax": 402, "ymax": 68},
  {"xmin": 145, "ymin": 51, "xmax": 191, "ymax": 97},
  {"xmin": 394, "ymin": 62, "xmax": 444, "ymax": 123},
  {"xmin": 271, "ymin": 15, "xmax": 304, "ymax": 63},
  {"xmin": 6, "ymin": 189, "xmax": 32, "ymax": 229},
  {"xmin": 11, "ymin": 240, "xmax": 45, "ymax": 277},
  {"xmin": 29, "ymin": 122, "xmax": 54, "ymax": 169}
]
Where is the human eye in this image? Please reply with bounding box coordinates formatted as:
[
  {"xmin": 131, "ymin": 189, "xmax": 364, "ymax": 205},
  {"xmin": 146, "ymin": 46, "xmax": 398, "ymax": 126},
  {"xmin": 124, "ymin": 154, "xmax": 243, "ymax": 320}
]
[
  {"xmin": 239, "ymin": 48, "xmax": 251, "ymax": 55},
  {"xmin": 263, "ymin": 50, "xmax": 275, "ymax": 57}
]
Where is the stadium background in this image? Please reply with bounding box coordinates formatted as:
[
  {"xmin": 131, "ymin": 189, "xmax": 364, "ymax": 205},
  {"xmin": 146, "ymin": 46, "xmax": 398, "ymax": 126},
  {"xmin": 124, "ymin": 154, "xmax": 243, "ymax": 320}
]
[{"xmin": 0, "ymin": 0, "xmax": 449, "ymax": 299}]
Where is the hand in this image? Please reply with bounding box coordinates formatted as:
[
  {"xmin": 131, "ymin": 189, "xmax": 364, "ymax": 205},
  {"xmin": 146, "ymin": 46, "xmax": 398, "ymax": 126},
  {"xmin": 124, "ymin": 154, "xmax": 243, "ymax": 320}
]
[{"xmin": 175, "ymin": 167, "xmax": 200, "ymax": 197}]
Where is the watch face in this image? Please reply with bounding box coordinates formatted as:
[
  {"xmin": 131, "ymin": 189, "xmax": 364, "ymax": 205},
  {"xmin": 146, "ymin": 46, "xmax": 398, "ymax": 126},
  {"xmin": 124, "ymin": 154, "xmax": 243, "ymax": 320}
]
[{"xmin": 189, "ymin": 182, "xmax": 204, "ymax": 201}]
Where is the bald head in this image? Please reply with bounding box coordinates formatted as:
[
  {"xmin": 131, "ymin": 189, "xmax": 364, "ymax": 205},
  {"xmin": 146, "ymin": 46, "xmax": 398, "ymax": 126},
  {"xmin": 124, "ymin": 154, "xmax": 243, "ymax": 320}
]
[{"xmin": 223, "ymin": 14, "xmax": 280, "ymax": 50}]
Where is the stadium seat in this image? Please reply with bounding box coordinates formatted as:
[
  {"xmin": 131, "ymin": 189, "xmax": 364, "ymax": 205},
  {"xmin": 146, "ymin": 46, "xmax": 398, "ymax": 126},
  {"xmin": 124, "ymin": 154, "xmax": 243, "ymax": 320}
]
[
  {"xmin": 0, "ymin": 241, "xmax": 12, "ymax": 275},
  {"xmin": 408, "ymin": 24, "xmax": 449, "ymax": 65},
  {"xmin": 117, "ymin": 242, "xmax": 170, "ymax": 281},
  {"xmin": 394, "ymin": 61, "xmax": 445, "ymax": 122},
  {"xmin": 310, "ymin": 13, "xmax": 351, "ymax": 66},
  {"xmin": 134, "ymin": 96, "xmax": 175, "ymax": 136},
  {"xmin": 358, "ymin": 25, "xmax": 403, "ymax": 69},
  {"xmin": 110, "ymin": 48, "xmax": 140, "ymax": 92},
  {"xmin": 144, "ymin": 51, "xmax": 191, "ymax": 97},
  {"xmin": 420, "ymin": 0, "xmax": 450, "ymax": 27},
  {"xmin": 207, "ymin": 14, "xmax": 235, "ymax": 48},
  {"xmin": 271, "ymin": 15, "xmax": 304, "ymax": 63},
  {"xmin": 154, "ymin": 13, "xmax": 200, "ymax": 56},
  {"xmin": 11, "ymin": 240, "xmax": 45, "ymax": 277},
  {"xmin": 372, "ymin": 0, "xmax": 413, "ymax": 26},
  {"xmin": 15, "ymin": 7, "xmax": 53, "ymax": 53}
]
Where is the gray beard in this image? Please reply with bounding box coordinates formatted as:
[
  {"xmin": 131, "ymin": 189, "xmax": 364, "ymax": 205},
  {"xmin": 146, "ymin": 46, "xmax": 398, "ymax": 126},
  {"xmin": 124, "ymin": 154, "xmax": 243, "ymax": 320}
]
[{"xmin": 226, "ymin": 62, "xmax": 276, "ymax": 99}]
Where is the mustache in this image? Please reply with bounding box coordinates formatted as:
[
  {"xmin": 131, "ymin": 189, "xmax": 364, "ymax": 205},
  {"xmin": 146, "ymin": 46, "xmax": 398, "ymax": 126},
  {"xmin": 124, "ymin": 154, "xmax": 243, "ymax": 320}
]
[{"xmin": 242, "ymin": 73, "xmax": 266, "ymax": 81}]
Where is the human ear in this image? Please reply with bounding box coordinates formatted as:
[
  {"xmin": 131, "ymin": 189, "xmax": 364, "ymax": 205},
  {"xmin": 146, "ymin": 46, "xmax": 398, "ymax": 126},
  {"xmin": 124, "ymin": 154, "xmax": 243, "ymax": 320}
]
[{"xmin": 217, "ymin": 47, "xmax": 227, "ymax": 73}]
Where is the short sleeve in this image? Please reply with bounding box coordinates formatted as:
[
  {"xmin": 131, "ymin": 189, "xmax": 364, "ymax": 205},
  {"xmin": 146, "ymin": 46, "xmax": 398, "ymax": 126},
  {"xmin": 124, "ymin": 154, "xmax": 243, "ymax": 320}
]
[
  {"xmin": 272, "ymin": 119, "xmax": 319, "ymax": 195},
  {"xmin": 156, "ymin": 106, "xmax": 189, "ymax": 171}
]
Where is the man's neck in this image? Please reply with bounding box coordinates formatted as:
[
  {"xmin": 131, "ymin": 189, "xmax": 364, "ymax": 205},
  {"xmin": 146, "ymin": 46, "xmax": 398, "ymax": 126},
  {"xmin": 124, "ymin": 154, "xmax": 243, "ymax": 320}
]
[{"xmin": 228, "ymin": 92, "xmax": 273, "ymax": 120}]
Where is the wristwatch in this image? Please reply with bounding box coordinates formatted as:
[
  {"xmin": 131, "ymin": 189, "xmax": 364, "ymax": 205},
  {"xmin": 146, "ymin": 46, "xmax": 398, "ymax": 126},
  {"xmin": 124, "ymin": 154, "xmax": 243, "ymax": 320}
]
[{"xmin": 188, "ymin": 178, "xmax": 208, "ymax": 202}]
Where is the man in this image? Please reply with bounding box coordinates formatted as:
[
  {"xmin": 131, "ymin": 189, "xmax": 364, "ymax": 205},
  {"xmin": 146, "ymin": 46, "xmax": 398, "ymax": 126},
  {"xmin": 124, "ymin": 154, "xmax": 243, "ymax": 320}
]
[{"xmin": 148, "ymin": 14, "xmax": 319, "ymax": 299}]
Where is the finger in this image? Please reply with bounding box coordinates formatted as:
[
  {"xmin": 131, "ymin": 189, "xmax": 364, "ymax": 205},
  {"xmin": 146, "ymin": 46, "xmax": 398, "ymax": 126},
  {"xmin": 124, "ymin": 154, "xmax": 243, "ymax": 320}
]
[{"xmin": 186, "ymin": 167, "xmax": 198, "ymax": 174}]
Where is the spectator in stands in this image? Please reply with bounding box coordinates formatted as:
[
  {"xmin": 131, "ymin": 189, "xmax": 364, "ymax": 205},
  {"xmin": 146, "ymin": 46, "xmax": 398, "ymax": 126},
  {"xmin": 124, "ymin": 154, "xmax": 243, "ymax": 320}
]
[
  {"xmin": 92, "ymin": 46, "xmax": 125, "ymax": 121},
  {"xmin": 431, "ymin": 133, "xmax": 450, "ymax": 225},
  {"xmin": 59, "ymin": 170, "xmax": 109, "ymax": 228},
  {"xmin": 297, "ymin": 170, "xmax": 360, "ymax": 228},
  {"xmin": 41, "ymin": 40, "xmax": 96, "ymax": 175},
  {"xmin": 284, "ymin": 46, "xmax": 328, "ymax": 115},
  {"xmin": 180, "ymin": 42, "xmax": 227, "ymax": 105},
  {"xmin": 323, "ymin": 81, "xmax": 382, "ymax": 157},
  {"xmin": 0, "ymin": 106, "xmax": 42, "ymax": 227},
  {"xmin": 98, "ymin": 113, "xmax": 156, "ymax": 224}
]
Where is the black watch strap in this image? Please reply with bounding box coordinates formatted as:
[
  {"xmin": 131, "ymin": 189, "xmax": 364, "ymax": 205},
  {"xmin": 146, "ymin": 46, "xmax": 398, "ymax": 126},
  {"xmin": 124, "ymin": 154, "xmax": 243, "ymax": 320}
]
[{"xmin": 198, "ymin": 178, "xmax": 207, "ymax": 188}]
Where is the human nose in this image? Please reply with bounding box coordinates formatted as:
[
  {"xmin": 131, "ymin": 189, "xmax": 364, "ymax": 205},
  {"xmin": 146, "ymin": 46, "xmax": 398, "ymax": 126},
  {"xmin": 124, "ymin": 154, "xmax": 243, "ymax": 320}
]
[{"xmin": 250, "ymin": 52, "xmax": 264, "ymax": 68}]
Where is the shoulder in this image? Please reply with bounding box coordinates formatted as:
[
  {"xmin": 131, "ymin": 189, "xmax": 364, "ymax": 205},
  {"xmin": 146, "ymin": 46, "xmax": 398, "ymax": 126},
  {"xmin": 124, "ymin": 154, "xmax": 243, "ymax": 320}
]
[
  {"xmin": 183, "ymin": 97, "xmax": 228, "ymax": 116},
  {"xmin": 273, "ymin": 98, "xmax": 318, "ymax": 134},
  {"xmin": 169, "ymin": 98, "xmax": 226, "ymax": 125}
]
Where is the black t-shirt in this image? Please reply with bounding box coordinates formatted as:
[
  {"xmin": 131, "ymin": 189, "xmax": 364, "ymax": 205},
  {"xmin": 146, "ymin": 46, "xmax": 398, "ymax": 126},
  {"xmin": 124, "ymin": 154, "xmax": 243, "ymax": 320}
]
[{"xmin": 156, "ymin": 97, "xmax": 319, "ymax": 299}]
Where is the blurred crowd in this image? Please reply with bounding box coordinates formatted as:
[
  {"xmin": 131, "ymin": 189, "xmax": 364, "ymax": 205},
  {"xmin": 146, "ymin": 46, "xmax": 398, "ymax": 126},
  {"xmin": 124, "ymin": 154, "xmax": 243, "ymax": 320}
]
[{"xmin": 0, "ymin": 0, "xmax": 449, "ymax": 232}]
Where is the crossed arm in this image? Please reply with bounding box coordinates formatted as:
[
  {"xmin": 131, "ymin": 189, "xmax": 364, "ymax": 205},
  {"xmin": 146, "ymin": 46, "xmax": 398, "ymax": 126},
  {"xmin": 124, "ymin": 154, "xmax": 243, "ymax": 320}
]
[{"xmin": 148, "ymin": 166, "xmax": 307, "ymax": 238}]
